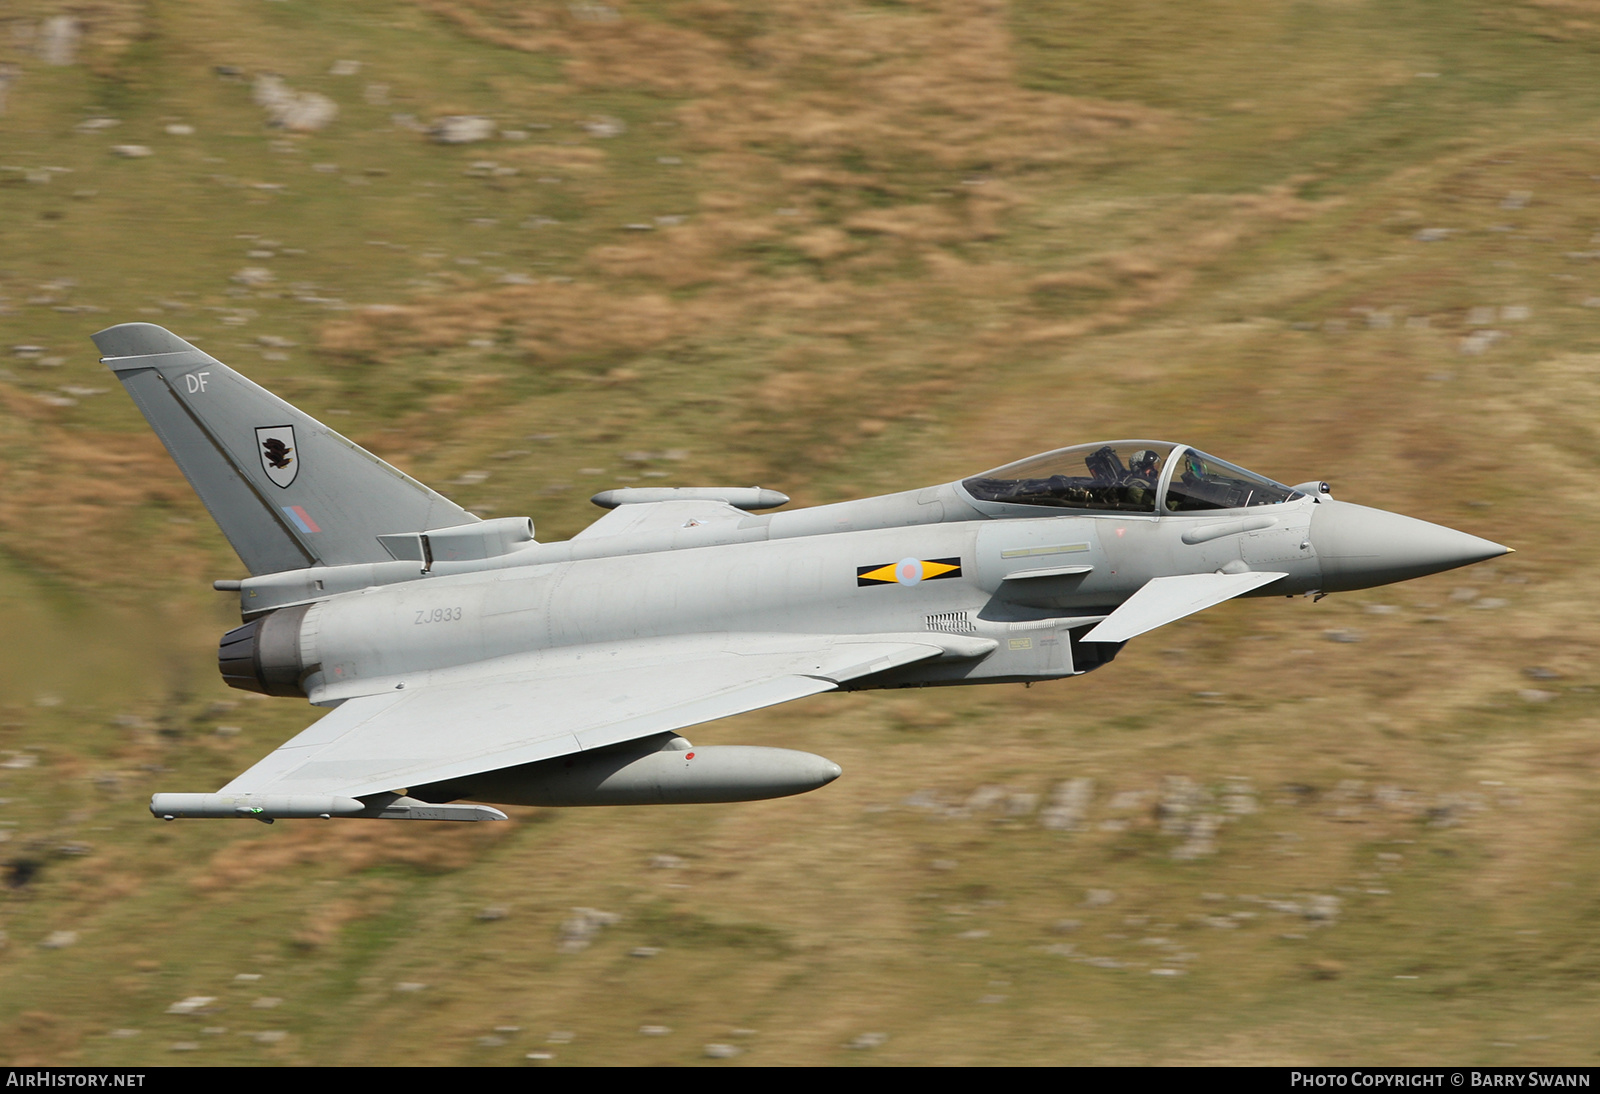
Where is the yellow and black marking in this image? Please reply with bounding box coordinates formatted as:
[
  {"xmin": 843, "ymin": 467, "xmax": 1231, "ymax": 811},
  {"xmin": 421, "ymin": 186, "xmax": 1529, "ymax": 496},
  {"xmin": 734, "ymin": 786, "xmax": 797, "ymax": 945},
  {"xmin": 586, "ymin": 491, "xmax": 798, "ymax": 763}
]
[{"xmin": 857, "ymin": 557, "xmax": 963, "ymax": 587}]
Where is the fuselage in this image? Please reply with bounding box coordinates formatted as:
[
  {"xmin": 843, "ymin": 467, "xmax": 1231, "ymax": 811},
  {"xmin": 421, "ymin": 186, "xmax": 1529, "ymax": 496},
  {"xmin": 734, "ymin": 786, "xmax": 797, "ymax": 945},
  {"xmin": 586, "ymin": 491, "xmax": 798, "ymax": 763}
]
[{"xmin": 229, "ymin": 455, "xmax": 1502, "ymax": 705}]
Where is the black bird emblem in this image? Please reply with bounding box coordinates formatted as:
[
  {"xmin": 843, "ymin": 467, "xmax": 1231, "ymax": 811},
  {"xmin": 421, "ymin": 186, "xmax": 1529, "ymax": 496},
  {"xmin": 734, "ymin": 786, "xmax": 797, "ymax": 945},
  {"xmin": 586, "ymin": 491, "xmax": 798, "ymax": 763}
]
[{"xmin": 262, "ymin": 437, "xmax": 293, "ymax": 469}]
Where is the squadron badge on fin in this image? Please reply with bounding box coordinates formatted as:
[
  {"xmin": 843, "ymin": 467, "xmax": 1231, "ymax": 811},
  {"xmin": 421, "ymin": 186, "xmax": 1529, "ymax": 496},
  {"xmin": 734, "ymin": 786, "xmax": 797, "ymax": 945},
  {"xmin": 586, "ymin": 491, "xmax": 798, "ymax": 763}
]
[{"xmin": 256, "ymin": 425, "xmax": 298, "ymax": 488}]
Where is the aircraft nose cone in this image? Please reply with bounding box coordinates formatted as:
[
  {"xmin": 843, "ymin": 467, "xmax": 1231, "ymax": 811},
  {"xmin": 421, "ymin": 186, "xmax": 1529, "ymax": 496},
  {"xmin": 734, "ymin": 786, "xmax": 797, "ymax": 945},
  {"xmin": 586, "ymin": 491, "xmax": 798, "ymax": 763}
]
[{"xmin": 1311, "ymin": 499, "xmax": 1511, "ymax": 592}]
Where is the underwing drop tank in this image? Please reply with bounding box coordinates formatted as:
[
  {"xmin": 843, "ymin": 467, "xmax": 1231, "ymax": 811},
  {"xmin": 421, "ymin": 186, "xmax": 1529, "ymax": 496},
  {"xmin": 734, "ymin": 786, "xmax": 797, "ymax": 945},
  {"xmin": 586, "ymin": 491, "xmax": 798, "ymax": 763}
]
[{"xmin": 411, "ymin": 735, "xmax": 842, "ymax": 808}]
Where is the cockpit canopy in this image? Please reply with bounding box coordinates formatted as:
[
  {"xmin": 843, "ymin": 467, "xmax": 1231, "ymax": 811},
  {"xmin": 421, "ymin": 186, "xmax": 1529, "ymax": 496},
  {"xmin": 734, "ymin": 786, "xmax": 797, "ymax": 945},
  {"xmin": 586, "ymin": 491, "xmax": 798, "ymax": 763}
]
[{"xmin": 960, "ymin": 440, "xmax": 1303, "ymax": 515}]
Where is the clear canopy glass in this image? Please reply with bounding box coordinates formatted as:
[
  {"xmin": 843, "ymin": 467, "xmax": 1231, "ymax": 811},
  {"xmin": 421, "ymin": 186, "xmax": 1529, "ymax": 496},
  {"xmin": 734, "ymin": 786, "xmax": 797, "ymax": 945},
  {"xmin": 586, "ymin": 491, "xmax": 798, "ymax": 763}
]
[
  {"xmin": 961, "ymin": 441, "xmax": 1303, "ymax": 514},
  {"xmin": 962, "ymin": 441, "xmax": 1176, "ymax": 513}
]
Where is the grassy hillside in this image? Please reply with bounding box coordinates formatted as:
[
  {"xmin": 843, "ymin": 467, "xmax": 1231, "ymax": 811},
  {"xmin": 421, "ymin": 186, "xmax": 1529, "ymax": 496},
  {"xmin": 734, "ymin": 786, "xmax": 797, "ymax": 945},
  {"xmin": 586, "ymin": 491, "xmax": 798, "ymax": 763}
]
[{"xmin": 0, "ymin": 0, "xmax": 1596, "ymax": 1065}]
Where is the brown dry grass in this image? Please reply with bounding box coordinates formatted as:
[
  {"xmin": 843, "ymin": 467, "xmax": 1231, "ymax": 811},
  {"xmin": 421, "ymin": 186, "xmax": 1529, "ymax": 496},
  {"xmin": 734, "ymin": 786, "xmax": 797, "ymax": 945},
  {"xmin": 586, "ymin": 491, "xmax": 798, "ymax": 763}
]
[
  {"xmin": 0, "ymin": 388, "xmax": 191, "ymax": 584},
  {"xmin": 1502, "ymin": 0, "xmax": 1600, "ymax": 39},
  {"xmin": 291, "ymin": 3, "xmax": 1304, "ymax": 500},
  {"xmin": 420, "ymin": 0, "xmax": 1163, "ymax": 164},
  {"xmin": 321, "ymin": 283, "xmax": 690, "ymax": 365},
  {"xmin": 192, "ymin": 817, "xmax": 516, "ymax": 893},
  {"xmin": 0, "ymin": 0, "xmax": 147, "ymax": 77}
]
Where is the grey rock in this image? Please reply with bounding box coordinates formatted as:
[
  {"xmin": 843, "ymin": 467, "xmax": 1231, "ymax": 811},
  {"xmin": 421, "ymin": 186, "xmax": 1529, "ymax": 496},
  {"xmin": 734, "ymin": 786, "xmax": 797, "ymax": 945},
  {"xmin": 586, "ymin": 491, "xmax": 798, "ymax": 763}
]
[
  {"xmin": 431, "ymin": 116, "xmax": 496, "ymax": 144},
  {"xmin": 557, "ymin": 907, "xmax": 620, "ymax": 953},
  {"xmin": 583, "ymin": 116, "xmax": 625, "ymax": 138},
  {"xmin": 1304, "ymin": 894, "xmax": 1341, "ymax": 921},
  {"xmin": 1039, "ymin": 777, "xmax": 1093, "ymax": 830},
  {"xmin": 569, "ymin": 2, "xmax": 620, "ymax": 22},
  {"xmin": 253, "ymin": 76, "xmax": 338, "ymax": 132},
  {"xmin": 39, "ymin": 17, "xmax": 79, "ymax": 66}
]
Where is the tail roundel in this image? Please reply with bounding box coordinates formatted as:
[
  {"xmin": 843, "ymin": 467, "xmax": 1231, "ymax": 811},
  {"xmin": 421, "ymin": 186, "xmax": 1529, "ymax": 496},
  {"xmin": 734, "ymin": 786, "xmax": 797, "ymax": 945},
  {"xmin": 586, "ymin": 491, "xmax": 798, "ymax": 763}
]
[{"xmin": 93, "ymin": 323, "xmax": 478, "ymax": 576}]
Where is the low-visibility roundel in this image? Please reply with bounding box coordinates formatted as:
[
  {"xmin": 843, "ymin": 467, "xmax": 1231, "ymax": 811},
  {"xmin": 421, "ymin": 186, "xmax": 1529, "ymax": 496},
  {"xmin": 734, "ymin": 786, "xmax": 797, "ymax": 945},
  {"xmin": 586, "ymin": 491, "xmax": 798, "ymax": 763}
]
[{"xmin": 857, "ymin": 557, "xmax": 962, "ymax": 587}]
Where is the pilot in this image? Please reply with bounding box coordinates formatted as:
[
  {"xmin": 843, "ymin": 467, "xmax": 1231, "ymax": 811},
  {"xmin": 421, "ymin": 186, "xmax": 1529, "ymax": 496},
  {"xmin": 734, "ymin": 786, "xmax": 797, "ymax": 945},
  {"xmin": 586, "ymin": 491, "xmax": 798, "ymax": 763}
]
[
  {"xmin": 1127, "ymin": 449, "xmax": 1160, "ymax": 483},
  {"xmin": 1113, "ymin": 449, "xmax": 1158, "ymax": 510}
]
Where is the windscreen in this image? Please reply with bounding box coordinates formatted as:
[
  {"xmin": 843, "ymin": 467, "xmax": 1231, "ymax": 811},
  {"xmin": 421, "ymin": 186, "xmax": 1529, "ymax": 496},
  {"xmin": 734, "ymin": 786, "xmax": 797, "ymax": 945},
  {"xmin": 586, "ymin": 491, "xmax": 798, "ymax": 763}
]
[{"xmin": 1164, "ymin": 449, "xmax": 1303, "ymax": 511}]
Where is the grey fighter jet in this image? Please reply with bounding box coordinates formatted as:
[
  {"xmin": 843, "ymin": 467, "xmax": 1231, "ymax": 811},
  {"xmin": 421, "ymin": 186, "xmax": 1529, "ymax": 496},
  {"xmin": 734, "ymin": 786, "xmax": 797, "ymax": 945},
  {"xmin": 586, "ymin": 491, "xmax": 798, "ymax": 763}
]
[{"xmin": 92, "ymin": 323, "xmax": 1511, "ymax": 824}]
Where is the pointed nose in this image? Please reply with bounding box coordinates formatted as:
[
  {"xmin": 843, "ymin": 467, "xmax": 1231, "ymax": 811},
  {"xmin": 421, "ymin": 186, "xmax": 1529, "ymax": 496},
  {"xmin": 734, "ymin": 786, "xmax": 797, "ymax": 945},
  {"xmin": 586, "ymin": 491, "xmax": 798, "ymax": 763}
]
[{"xmin": 1310, "ymin": 499, "xmax": 1511, "ymax": 592}]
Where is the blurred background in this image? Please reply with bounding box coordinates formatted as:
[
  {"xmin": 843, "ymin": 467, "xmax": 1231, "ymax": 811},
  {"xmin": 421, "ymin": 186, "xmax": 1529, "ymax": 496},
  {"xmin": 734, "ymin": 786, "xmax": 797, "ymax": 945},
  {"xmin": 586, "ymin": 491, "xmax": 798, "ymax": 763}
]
[{"xmin": 0, "ymin": 0, "xmax": 1596, "ymax": 1066}]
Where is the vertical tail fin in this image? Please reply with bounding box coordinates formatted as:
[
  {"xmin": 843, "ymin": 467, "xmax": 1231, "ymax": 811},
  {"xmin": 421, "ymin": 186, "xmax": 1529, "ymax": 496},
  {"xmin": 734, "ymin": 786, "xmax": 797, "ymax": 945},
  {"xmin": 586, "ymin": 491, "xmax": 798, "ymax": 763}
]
[{"xmin": 93, "ymin": 323, "xmax": 477, "ymax": 575}]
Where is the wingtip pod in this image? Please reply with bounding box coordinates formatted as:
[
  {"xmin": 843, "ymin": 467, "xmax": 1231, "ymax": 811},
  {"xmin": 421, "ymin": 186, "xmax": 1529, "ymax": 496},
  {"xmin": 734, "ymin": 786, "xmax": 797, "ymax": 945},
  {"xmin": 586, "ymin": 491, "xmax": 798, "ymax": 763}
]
[
  {"xmin": 151, "ymin": 792, "xmax": 368, "ymax": 821},
  {"xmin": 92, "ymin": 322, "xmax": 199, "ymax": 360},
  {"xmin": 150, "ymin": 792, "xmax": 508, "ymax": 822}
]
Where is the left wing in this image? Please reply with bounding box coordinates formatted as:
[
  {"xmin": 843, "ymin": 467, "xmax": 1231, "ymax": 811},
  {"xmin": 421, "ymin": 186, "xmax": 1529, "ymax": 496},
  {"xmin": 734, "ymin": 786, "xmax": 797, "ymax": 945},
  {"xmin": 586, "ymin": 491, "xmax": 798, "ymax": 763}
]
[{"xmin": 151, "ymin": 631, "xmax": 993, "ymax": 820}]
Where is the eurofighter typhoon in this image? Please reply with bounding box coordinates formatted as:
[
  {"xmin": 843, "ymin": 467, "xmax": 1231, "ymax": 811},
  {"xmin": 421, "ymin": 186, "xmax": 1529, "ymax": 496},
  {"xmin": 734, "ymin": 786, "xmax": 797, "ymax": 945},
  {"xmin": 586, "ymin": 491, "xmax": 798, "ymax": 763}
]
[{"xmin": 92, "ymin": 323, "xmax": 1511, "ymax": 824}]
